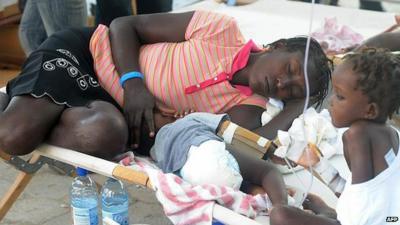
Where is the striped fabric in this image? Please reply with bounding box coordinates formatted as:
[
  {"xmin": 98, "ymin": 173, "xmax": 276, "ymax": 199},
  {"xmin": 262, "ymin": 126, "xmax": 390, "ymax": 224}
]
[
  {"xmin": 90, "ymin": 11, "xmax": 267, "ymax": 116},
  {"xmin": 120, "ymin": 153, "xmax": 273, "ymax": 225}
]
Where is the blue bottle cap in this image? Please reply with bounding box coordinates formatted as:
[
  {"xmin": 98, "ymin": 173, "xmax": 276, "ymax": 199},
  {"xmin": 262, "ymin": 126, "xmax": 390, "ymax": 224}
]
[
  {"xmin": 76, "ymin": 167, "xmax": 88, "ymax": 176},
  {"xmin": 212, "ymin": 220, "xmax": 225, "ymax": 225}
]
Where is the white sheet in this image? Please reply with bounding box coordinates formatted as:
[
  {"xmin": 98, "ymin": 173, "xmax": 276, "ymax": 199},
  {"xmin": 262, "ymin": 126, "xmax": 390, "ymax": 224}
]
[{"xmin": 176, "ymin": 0, "xmax": 395, "ymax": 45}]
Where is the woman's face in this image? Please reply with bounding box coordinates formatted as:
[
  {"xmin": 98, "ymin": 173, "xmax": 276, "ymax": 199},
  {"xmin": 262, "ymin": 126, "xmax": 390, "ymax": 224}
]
[
  {"xmin": 329, "ymin": 63, "xmax": 370, "ymax": 128},
  {"xmin": 249, "ymin": 49, "xmax": 318, "ymax": 101}
]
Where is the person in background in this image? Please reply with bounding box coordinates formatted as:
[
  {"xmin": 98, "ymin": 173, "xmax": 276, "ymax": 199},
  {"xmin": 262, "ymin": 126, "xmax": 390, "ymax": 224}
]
[
  {"xmin": 95, "ymin": 0, "xmax": 132, "ymax": 27},
  {"xmin": 18, "ymin": 0, "xmax": 87, "ymax": 56},
  {"xmin": 359, "ymin": 0, "xmax": 383, "ymax": 11},
  {"xmin": 297, "ymin": 0, "xmax": 383, "ymax": 11},
  {"xmin": 136, "ymin": 0, "xmax": 172, "ymax": 14}
]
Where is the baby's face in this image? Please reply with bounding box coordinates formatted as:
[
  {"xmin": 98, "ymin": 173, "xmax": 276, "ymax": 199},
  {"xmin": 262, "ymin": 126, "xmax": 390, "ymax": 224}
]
[{"xmin": 328, "ymin": 63, "xmax": 370, "ymax": 128}]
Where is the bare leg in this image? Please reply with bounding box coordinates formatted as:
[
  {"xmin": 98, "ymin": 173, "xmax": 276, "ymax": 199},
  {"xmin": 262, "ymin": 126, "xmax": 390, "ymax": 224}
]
[
  {"xmin": 0, "ymin": 95, "xmax": 64, "ymax": 155},
  {"xmin": 270, "ymin": 205, "xmax": 340, "ymax": 225},
  {"xmin": 48, "ymin": 101, "xmax": 128, "ymax": 160}
]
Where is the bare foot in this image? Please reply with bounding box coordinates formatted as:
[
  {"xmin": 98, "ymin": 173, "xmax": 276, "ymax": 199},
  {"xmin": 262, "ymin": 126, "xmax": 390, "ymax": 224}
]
[
  {"xmin": 303, "ymin": 193, "xmax": 335, "ymax": 217},
  {"xmin": 0, "ymin": 92, "xmax": 9, "ymax": 111}
]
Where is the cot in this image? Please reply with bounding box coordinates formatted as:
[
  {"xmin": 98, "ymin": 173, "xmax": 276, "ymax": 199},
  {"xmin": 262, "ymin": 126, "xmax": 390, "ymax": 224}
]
[
  {"xmin": 0, "ymin": 84, "xmax": 311, "ymax": 225},
  {"xmin": 0, "ymin": 88, "xmax": 343, "ymax": 225},
  {"xmin": 1, "ymin": 0, "xmax": 397, "ymax": 224}
]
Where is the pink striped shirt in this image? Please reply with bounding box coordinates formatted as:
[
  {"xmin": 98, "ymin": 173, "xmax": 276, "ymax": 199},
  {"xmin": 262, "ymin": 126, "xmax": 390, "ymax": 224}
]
[{"xmin": 90, "ymin": 10, "xmax": 267, "ymax": 116}]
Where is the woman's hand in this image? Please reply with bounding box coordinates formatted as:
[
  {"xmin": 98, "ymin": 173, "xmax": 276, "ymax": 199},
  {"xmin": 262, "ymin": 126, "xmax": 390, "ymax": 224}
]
[{"xmin": 123, "ymin": 79, "xmax": 156, "ymax": 148}]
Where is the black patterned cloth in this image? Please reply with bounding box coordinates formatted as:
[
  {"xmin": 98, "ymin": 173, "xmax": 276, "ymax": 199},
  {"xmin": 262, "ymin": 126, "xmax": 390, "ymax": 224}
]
[{"xmin": 7, "ymin": 27, "xmax": 119, "ymax": 108}]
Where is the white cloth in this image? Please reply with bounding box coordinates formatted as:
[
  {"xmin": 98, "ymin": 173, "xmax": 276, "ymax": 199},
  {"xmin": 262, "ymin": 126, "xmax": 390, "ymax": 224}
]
[
  {"xmin": 274, "ymin": 108, "xmax": 339, "ymax": 162},
  {"xmin": 261, "ymin": 98, "xmax": 284, "ymax": 126},
  {"xmin": 180, "ymin": 140, "xmax": 243, "ymax": 190},
  {"xmin": 336, "ymin": 130, "xmax": 400, "ymax": 225}
]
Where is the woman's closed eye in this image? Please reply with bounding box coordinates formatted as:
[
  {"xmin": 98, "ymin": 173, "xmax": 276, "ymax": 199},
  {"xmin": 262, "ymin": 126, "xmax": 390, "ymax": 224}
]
[
  {"xmin": 336, "ymin": 93, "xmax": 345, "ymax": 100},
  {"xmin": 287, "ymin": 63, "xmax": 291, "ymax": 76}
]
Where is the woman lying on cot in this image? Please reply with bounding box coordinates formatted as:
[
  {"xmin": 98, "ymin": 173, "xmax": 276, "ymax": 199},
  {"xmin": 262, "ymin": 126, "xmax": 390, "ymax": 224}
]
[
  {"xmin": 0, "ymin": 10, "xmax": 331, "ymax": 205},
  {"xmin": 270, "ymin": 49, "xmax": 400, "ymax": 225},
  {"xmin": 0, "ymin": 11, "xmax": 331, "ymax": 162},
  {"xmin": 0, "ymin": 10, "xmax": 332, "ymax": 158}
]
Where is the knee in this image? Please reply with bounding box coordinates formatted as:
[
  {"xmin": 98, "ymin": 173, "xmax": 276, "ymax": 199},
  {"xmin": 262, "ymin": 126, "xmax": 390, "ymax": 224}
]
[
  {"xmin": 56, "ymin": 102, "xmax": 128, "ymax": 159},
  {"xmin": 269, "ymin": 205, "xmax": 292, "ymax": 225},
  {"xmin": 0, "ymin": 123, "xmax": 36, "ymax": 155},
  {"xmin": 89, "ymin": 110, "xmax": 128, "ymax": 158}
]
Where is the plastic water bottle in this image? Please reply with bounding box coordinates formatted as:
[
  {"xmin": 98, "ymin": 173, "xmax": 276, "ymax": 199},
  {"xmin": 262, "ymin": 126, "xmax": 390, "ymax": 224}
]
[
  {"xmin": 101, "ymin": 178, "xmax": 129, "ymax": 225},
  {"xmin": 70, "ymin": 167, "xmax": 99, "ymax": 225}
]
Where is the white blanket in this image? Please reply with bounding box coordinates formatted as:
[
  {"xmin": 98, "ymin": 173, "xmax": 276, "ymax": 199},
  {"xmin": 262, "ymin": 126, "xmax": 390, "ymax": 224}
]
[{"xmin": 176, "ymin": 0, "xmax": 395, "ymax": 44}]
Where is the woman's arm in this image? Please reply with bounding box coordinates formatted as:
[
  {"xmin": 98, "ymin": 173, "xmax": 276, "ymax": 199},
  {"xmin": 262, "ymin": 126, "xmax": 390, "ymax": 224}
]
[
  {"xmin": 227, "ymin": 99, "xmax": 305, "ymax": 140},
  {"xmin": 354, "ymin": 31, "xmax": 400, "ymax": 52},
  {"xmin": 109, "ymin": 12, "xmax": 194, "ymax": 147},
  {"xmin": 109, "ymin": 11, "xmax": 195, "ymax": 75}
]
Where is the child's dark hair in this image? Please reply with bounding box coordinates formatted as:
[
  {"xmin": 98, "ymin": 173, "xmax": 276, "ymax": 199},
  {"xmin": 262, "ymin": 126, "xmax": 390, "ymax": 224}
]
[
  {"xmin": 266, "ymin": 37, "xmax": 333, "ymax": 108},
  {"xmin": 344, "ymin": 48, "xmax": 400, "ymax": 119}
]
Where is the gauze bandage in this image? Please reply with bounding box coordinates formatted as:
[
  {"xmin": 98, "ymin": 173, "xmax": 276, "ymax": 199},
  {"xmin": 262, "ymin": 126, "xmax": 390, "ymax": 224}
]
[
  {"xmin": 222, "ymin": 122, "xmax": 238, "ymax": 144},
  {"xmin": 313, "ymin": 158, "xmax": 345, "ymax": 194},
  {"xmin": 261, "ymin": 98, "xmax": 284, "ymax": 126},
  {"xmin": 274, "ymin": 108, "xmax": 339, "ymax": 163}
]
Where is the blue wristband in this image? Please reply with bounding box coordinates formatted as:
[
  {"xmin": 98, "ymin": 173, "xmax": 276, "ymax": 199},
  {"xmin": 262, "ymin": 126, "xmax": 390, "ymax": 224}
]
[
  {"xmin": 119, "ymin": 71, "xmax": 144, "ymax": 87},
  {"xmin": 227, "ymin": 0, "xmax": 236, "ymax": 6}
]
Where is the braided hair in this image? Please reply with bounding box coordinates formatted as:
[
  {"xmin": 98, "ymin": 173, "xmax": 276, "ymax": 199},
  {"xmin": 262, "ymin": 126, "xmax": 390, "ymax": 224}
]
[
  {"xmin": 344, "ymin": 48, "xmax": 400, "ymax": 119},
  {"xmin": 265, "ymin": 37, "xmax": 333, "ymax": 108}
]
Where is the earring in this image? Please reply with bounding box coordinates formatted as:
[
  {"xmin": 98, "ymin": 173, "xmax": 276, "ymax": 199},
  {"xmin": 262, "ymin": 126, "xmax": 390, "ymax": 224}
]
[{"xmin": 262, "ymin": 44, "xmax": 271, "ymax": 52}]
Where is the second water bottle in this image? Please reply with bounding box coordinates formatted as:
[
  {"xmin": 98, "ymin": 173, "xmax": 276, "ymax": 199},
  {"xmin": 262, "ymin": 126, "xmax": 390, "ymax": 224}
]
[{"xmin": 101, "ymin": 178, "xmax": 129, "ymax": 225}]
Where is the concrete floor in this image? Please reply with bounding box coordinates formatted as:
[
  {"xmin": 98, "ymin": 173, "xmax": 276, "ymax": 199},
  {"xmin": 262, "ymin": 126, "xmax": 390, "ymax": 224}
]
[{"xmin": 0, "ymin": 161, "xmax": 173, "ymax": 225}]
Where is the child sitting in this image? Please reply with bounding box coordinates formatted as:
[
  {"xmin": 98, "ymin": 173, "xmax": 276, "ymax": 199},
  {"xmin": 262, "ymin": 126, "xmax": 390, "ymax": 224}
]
[{"xmin": 269, "ymin": 48, "xmax": 400, "ymax": 225}]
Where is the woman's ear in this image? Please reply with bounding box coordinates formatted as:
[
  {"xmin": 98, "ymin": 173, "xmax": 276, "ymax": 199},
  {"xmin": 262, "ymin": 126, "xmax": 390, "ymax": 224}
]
[
  {"xmin": 364, "ymin": 102, "xmax": 379, "ymax": 120},
  {"xmin": 269, "ymin": 40, "xmax": 287, "ymax": 50}
]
